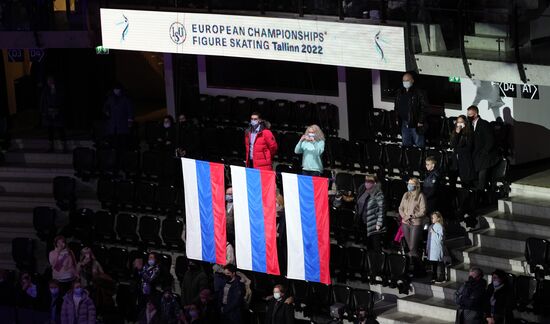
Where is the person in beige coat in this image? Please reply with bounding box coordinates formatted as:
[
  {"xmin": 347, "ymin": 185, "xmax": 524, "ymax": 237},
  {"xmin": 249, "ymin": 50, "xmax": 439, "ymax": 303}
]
[{"xmin": 399, "ymin": 177, "xmax": 426, "ymax": 275}]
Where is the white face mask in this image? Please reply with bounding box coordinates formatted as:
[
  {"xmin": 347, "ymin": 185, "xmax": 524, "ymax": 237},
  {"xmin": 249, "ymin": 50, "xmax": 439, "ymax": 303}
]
[
  {"xmin": 273, "ymin": 292, "xmax": 281, "ymax": 300},
  {"xmin": 113, "ymin": 89, "xmax": 121, "ymax": 96},
  {"xmin": 308, "ymin": 133, "xmax": 315, "ymax": 138},
  {"xmin": 402, "ymin": 81, "xmax": 412, "ymax": 89},
  {"xmin": 163, "ymin": 122, "xmax": 171, "ymax": 128}
]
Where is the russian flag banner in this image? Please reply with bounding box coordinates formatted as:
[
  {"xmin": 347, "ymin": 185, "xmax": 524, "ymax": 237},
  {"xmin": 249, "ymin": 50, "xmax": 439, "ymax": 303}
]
[
  {"xmin": 282, "ymin": 173, "xmax": 331, "ymax": 285},
  {"xmin": 230, "ymin": 166, "xmax": 280, "ymax": 275},
  {"xmin": 181, "ymin": 158, "xmax": 227, "ymax": 265}
]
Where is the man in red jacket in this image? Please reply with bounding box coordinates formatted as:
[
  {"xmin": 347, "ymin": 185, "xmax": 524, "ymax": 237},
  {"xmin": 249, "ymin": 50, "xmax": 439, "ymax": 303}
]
[{"xmin": 245, "ymin": 112, "xmax": 278, "ymax": 170}]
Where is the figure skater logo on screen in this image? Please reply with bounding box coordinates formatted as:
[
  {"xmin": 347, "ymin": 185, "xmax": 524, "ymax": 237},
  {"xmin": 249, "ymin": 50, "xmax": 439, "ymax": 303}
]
[{"xmin": 116, "ymin": 14, "xmax": 129, "ymax": 43}]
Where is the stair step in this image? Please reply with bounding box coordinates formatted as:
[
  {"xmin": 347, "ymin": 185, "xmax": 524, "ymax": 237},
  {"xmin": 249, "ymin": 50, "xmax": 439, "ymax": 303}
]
[
  {"xmin": 0, "ymin": 164, "xmax": 74, "ymax": 179},
  {"xmin": 0, "ymin": 193, "xmax": 101, "ymax": 210},
  {"xmin": 510, "ymin": 182, "xmax": 550, "ymax": 198},
  {"xmin": 10, "ymin": 138, "xmax": 94, "ymax": 151},
  {"xmin": 378, "ymin": 307, "xmax": 454, "ymax": 324},
  {"xmin": 448, "ymin": 262, "xmax": 526, "ymax": 283},
  {"xmin": 410, "ymin": 280, "xmax": 461, "ymax": 301},
  {"xmin": 469, "ymin": 229, "xmax": 542, "ymax": 254},
  {"xmin": 464, "ymin": 35, "xmax": 511, "ymax": 51},
  {"xmin": 0, "ymin": 177, "xmax": 54, "ymax": 194},
  {"xmin": 481, "ymin": 210, "xmax": 550, "ymax": 237},
  {"xmin": 499, "ymin": 196, "xmax": 550, "ymax": 219},
  {"xmin": 397, "ymin": 295, "xmax": 456, "ymax": 322},
  {"xmin": 4, "ymin": 151, "xmax": 72, "ymax": 165},
  {"xmin": 451, "ymin": 246, "xmax": 527, "ymax": 273}
]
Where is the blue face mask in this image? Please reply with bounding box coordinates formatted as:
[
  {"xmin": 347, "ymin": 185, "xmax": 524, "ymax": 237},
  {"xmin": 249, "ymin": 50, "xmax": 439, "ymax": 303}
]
[
  {"xmin": 148, "ymin": 259, "xmax": 155, "ymax": 266},
  {"xmin": 250, "ymin": 120, "xmax": 259, "ymax": 127},
  {"xmin": 225, "ymin": 195, "xmax": 233, "ymax": 202},
  {"xmin": 407, "ymin": 184, "xmax": 416, "ymax": 192},
  {"xmin": 73, "ymin": 288, "xmax": 83, "ymax": 297}
]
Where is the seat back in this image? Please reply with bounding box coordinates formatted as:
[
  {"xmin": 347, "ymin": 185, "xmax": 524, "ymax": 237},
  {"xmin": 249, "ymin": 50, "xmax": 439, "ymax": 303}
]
[
  {"xmin": 351, "ymin": 289, "xmax": 374, "ymax": 314},
  {"xmin": 162, "ymin": 218, "xmax": 184, "ymax": 248},
  {"xmin": 53, "ymin": 176, "xmax": 76, "ymax": 210},
  {"xmin": 335, "ymin": 172, "xmax": 354, "ymax": 192},
  {"xmin": 96, "ymin": 148, "xmax": 118, "ymax": 175},
  {"xmin": 73, "ymin": 147, "xmax": 96, "ymax": 177},
  {"xmin": 366, "ymin": 251, "xmax": 385, "ymax": 277},
  {"xmin": 116, "ymin": 213, "xmax": 138, "ymax": 242},
  {"xmin": 387, "ymin": 254, "xmax": 408, "ymax": 279},
  {"xmin": 33, "ymin": 207, "xmax": 56, "ymax": 240},
  {"xmin": 525, "ymin": 238, "xmax": 549, "ymax": 270},
  {"xmin": 94, "ymin": 211, "xmax": 116, "ymax": 240},
  {"xmin": 138, "ymin": 216, "xmax": 161, "ymax": 245},
  {"xmin": 11, "ymin": 238, "xmax": 35, "ymax": 272}
]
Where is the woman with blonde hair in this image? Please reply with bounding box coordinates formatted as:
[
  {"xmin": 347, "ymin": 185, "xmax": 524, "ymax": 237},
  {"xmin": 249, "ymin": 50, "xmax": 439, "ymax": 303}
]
[
  {"xmin": 427, "ymin": 211, "xmax": 446, "ymax": 283},
  {"xmin": 76, "ymin": 247, "xmax": 104, "ymax": 289},
  {"xmin": 398, "ymin": 177, "xmax": 426, "ymax": 275},
  {"xmin": 294, "ymin": 124, "xmax": 325, "ymax": 176}
]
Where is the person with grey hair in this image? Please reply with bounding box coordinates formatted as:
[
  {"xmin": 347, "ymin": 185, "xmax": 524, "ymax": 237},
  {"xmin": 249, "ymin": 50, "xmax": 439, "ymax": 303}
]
[{"xmin": 455, "ymin": 267, "xmax": 488, "ymax": 324}]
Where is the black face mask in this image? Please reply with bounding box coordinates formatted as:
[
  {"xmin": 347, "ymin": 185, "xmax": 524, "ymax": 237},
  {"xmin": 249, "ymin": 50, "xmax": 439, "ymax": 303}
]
[
  {"xmin": 225, "ymin": 275, "xmax": 233, "ymax": 282},
  {"xmin": 468, "ymin": 116, "xmax": 475, "ymax": 122}
]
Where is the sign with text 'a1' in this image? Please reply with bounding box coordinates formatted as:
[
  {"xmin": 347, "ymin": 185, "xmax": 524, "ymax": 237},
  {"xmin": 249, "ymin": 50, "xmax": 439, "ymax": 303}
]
[{"xmin": 100, "ymin": 8, "xmax": 406, "ymax": 71}]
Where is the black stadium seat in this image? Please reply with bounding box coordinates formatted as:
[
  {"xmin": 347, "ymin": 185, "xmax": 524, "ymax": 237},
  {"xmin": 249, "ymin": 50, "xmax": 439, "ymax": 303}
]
[
  {"xmin": 175, "ymin": 255, "xmax": 189, "ymax": 281},
  {"xmin": 94, "ymin": 210, "xmax": 116, "ymax": 242},
  {"xmin": 96, "ymin": 148, "xmax": 118, "ymax": 177},
  {"xmin": 33, "ymin": 206, "xmax": 56, "ymax": 241},
  {"xmin": 335, "ymin": 172, "xmax": 354, "ymax": 193},
  {"xmin": 384, "ymin": 143, "xmax": 404, "ymax": 174},
  {"xmin": 115, "ymin": 180, "xmax": 136, "ymax": 210},
  {"xmin": 155, "ymin": 185, "xmax": 178, "ymax": 213},
  {"xmin": 387, "ymin": 254, "xmax": 409, "ymax": 292},
  {"xmin": 116, "ymin": 213, "xmax": 139, "ymax": 244},
  {"xmin": 162, "ymin": 218, "xmax": 185, "ymax": 249},
  {"xmin": 141, "ymin": 150, "xmax": 162, "ymax": 180},
  {"xmin": 525, "ymin": 237, "xmax": 549, "ymax": 276},
  {"xmin": 135, "ymin": 182, "xmax": 157, "ymax": 211},
  {"xmin": 351, "ymin": 289, "xmax": 374, "ymax": 314},
  {"xmin": 118, "ymin": 150, "xmax": 140, "ymax": 179},
  {"xmin": 138, "ymin": 216, "xmax": 162, "ymax": 247},
  {"xmin": 346, "ymin": 246, "xmax": 367, "ymax": 282},
  {"xmin": 366, "ymin": 251, "xmax": 386, "ymax": 284},
  {"xmin": 108, "ymin": 247, "xmax": 130, "ymax": 279},
  {"xmin": 332, "ymin": 285, "xmax": 352, "ymax": 313},
  {"xmin": 70, "ymin": 208, "xmax": 94, "ymax": 242},
  {"xmin": 12, "ymin": 238, "xmax": 35, "ymax": 272},
  {"xmin": 53, "ymin": 176, "xmax": 76, "ymax": 211},
  {"xmin": 97, "ymin": 178, "xmax": 116, "ymax": 210},
  {"xmin": 73, "ymin": 147, "xmax": 95, "ymax": 180},
  {"xmin": 232, "ymin": 96, "xmax": 252, "ymax": 126}
]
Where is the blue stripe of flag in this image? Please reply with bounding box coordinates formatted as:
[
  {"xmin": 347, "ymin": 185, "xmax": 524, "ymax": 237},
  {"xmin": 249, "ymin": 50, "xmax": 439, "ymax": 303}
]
[
  {"xmin": 245, "ymin": 168, "xmax": 267, "ymax": 273},
  {"xmin": 297, "ymin": 175, "xmax": 321, "ymax": 282},
  {"xmin": 196, "ymin": 161, "xmax": 215, "ymax": 263}
]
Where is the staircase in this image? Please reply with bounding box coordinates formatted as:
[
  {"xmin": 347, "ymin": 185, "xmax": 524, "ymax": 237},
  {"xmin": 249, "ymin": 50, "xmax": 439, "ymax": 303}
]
[
  {"xmin": 377, "ymin": 177, "xmax": 550, "ymax": 324},
  {"xmin": 0, "ymin": 139, "xmax": 99, "ymax": 272}
]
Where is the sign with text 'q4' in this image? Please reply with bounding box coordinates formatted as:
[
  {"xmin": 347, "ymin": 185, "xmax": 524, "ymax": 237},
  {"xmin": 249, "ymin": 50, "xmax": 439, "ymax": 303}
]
[
  {"xmin": 520, "ymin": 84, "xmax": 539, "ymax": 100},
  {"xmin": 100, "ymin": 8, "xmax": 406, "ymax": 71}
]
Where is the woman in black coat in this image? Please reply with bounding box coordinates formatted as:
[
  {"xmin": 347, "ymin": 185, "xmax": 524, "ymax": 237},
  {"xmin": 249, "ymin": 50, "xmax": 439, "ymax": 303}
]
[
  {"xmin": 449, "ymin": 115, "xmax": 475, "ymax": 188},
  {"xmin": 265, "ymin": 285, "xmax": 294, "ymax": 324},
  {"xmin": 485, "ymin": 270, "xmax": 514, "ymax": 324},
  {"xmin": 355, "ymin": 174, "xmax": 385, "ymax": 252}
]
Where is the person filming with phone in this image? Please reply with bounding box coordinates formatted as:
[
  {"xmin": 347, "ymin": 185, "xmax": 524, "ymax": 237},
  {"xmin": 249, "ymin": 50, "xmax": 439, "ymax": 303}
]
[{"xmin": 449, "ymin": 115, "xmax": 475, "ymax": 189}]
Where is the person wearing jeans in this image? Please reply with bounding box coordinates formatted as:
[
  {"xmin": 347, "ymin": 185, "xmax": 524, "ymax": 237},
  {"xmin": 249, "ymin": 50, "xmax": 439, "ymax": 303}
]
[
  {"xmin": 398, "ymin": 177, "xmax": 426, "ymax": 275},
  {"xmin": 294, "ymin": 124, "xmax": 325, "ymax": 176},
  {"xmin": 394, "ymin": 72, "xmax": 428, "ymax": 148}
]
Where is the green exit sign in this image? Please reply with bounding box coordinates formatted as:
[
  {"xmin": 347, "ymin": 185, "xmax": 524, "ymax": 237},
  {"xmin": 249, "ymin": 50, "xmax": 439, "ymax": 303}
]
[
  {"xmin": 95, "ymin": 46, "xmax": 109, "ymax": 55},
  {"xmin": 448, "ymin": 76, "xmax": 461, "ymax": 83}
]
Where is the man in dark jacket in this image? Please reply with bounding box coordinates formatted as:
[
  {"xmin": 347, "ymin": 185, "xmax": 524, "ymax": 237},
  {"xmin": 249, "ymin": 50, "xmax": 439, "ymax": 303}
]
[
  {"xmin": 393, "ymin": 72, "xmax": 429, "ymax": 148},
  {"xmin": 423, "ymin": 156, "xmax": 441, "ymax": 218},
  {"xmin": 355, "ymin": 174, "xmax": 385, "ymax": 252},
  {"xmin": 244, "ymin": 112, "xmax": 278, "ymax": 170},
  {"xmin": 484, "ymin": 270, "xmax": 514, "ymax": 324},
  {"xmin": 455, "ymin": 267, "xmax": 487, "ymax": 324},
  {"xmin": 40, "ymin": 76, "xmax": 67, "ymax": 152},
  {"xmin": 103, "ymin": 83, "xmax": 134, "ymax": 137},
  {"xmin": 265, "ymin": 284, "xmax": 294, "ymax": 324},
  {"xmin": 467, "ymin": 106, "xmax": 499, "ymax": 193},
  {"xmin": 219, "ymin": 264, "xmax": 243, "ymax": 324}
]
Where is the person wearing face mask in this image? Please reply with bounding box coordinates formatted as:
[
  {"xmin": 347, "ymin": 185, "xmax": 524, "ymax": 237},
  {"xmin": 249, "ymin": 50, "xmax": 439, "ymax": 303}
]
[
  {"xmin": 244, "ymin": 112, "xmax": 278, "ymax": 170},
  {"xmin": 422, "ymin": 156, "xmax": 441, "ymax": 218},
  {"xmin": 76, "ymin": 247, "xmax": 104, "ymax": 290},
  {"xmin": 467, "ymin": 105, "xmax": 499, "ymax": 198},
  {"xmin": 134, "ymin": 253, "xmax": 161, "ymax": 309},
  {"xmin": 194, "ymin": 288, "xmax": 219, "ymax": 323},
  {"xmin": 103, "ymin": 82, "xmax": 134, "ymax": 140},
  {"xmin": 182, "ymin": 261, "xmax": 209, "ymax": 305},
  {"xmin": 16, "ymin": 272, "xmax": 39, "ymax": 310},
  {"xmin": 393, "ymin": 72, "xmax": 428, "ymax": 148},
  {"xmin": 294, "ymin": 124, "xmax": 325, "ymax": 176},
  {"xmin": 218, "ymin": 264, "xmax": 244, "ymax": 324},
  {"xmin": 398, "ymin": 177, "xmax": 426, "ymax": 276},
  {"xmin": 355, "ymin": 174, "xmax": 385, "ymax": 252},
  {"xmin": 449, "ymin": 115, "xmax": 475, "ymax": 189},
  {"xmin": 45, "ymin": 280, "xmax": 63, "ymax": 324},
  {"xmin": 265, "ymin": 285, "xmax": 294, "ymax": 324},
  {"xmin": 154, "ymin": 115, "xmax": 177, "ymax": 152},
  {"xmin": 181, "ymin": 303, "xmax": 205, "ymax": 324},
  {"xmin": 40, "ymin": 75, "xmax": 67, "ymax": 153},
  {"xmin": 60, "ymin": 280, "xmax": 96, "ymax": 324},
  {"xmin": 455, "ymin": 267, "xmax": 487, "ymax": 324},
  {"xmin": 484, "ymin": 270, "xmax": 514, "ymax": 324},
  {"xmin": 225, "ymin": 186, "xmax": 235, "ymax": 240}
]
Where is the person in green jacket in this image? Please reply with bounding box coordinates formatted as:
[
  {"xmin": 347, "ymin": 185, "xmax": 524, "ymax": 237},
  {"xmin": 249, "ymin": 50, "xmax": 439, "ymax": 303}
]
[{"xmin": 294, "ymin": 124, "xmax": 325, "ymax": 176}]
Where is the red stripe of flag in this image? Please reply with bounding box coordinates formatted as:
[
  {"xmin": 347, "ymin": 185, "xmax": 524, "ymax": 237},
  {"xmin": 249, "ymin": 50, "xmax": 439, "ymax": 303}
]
[
  {"xmin": 260, "ymin": 169, "xmax": 280, "ymax": 275},
  {"xmin": 209, "ymin": 162, "xmax": 227, "ymax": 265},
  {"xmin": 312, "ymin": 176, "xmax": 331, "ymax": 285}
]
